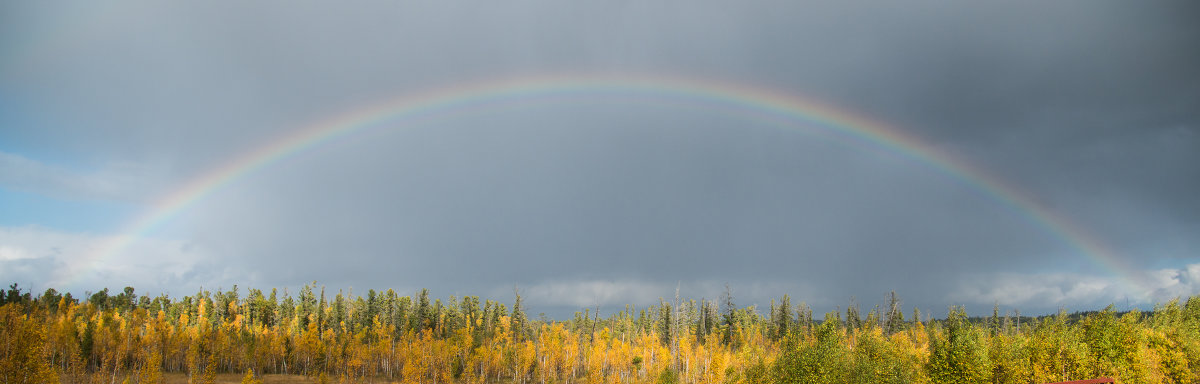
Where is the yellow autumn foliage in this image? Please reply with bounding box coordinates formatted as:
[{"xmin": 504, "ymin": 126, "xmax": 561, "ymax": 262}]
[{"xmin": 0, "ymin": 284, "xmax": 1198, "ymax": 383}]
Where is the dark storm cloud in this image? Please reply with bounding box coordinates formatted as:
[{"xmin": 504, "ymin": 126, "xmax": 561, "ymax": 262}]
[{"xmin": 1, "ymin": 1, "xmax": 1197, "ymax": 316}]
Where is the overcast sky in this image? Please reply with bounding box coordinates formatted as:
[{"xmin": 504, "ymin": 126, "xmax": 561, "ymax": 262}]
[{"xmin": 2, "ymin": 1, "xmax": 1198, "ymax": 319}]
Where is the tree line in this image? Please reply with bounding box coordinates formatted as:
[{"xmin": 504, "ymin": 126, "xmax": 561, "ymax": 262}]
[{"xmin": 1, "ymin": 282, "xmax": 1198, "ymax": 383}]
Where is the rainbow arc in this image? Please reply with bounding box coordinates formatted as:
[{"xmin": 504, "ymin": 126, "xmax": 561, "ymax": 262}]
[{"xmin": 74, "ymin": 74, "xmax": 1143, "ymax": 297}]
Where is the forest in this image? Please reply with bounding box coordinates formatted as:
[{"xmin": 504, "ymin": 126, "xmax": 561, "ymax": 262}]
[{"xmin": 1, "ymin": 283, "xmax": 1198, "ymax": 384}]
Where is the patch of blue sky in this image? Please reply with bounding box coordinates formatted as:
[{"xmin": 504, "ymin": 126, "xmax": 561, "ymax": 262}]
[
  {"xmin": 0, "ymin": 92, "xmax": 96, "ymax": 168},
  {"xmin": 0, "ymin": 187, "xmax": 136, "ymax": 234}
]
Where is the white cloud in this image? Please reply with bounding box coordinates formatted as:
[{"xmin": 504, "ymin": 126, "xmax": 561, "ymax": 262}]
[
  {"xmin": 0, "ymin": 225, "xmax": 220, "ymax": 296},
  {"xmin": 0, "ymin": 245, "xmax": 35, "ymax": 261},
  {"xmin": 1145, "ymin": 264, "xmax": 1200, "ymax": 300},
  {"xmin": 0, "ymin": 150, "xmax": 166, "ymax": 202},
  {"xmin": 949, "ymin": 263, "xmax": 1200, "ymax": 310}
]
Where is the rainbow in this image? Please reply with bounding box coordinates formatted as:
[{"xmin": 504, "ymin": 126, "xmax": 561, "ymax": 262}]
[{"xmin": 76, "ymin": 73, "xmax": 1144, "ymax": 297}]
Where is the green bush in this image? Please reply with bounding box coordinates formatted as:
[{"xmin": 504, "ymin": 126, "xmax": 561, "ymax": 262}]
[
  {"xmin": 656, "ymin": 367, "xmax": 678, "ymax": 384},
  {"xmin": 772, "ymin": 312, "xmax": 849, "ymax": 383},
  {"xmin": 927, "ymin": 307, "xmax": 990, "ymax": 384}
]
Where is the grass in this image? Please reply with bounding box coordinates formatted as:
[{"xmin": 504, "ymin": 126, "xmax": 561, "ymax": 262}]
[{"xmin": 161, "ymin": 373, "xmax": 315, "ymax": 384}]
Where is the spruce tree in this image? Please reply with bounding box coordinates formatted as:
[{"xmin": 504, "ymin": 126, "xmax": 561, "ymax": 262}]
[
  {"xmin": 885, "ymin": 291, "xmax": 905, "ymax": 335},
  {"xmin": 415, "ymin": 289, "xmax": 432, "ymax": 331},
  {"xmin": 775, "ymin": 294, "xmax": 793, "ymax": 339},
  {"xmin": 721, "ymin": 284, "xmax": 739, "ymax": 347},
  {"xmin": 511, "ymin": 287, "xmax": 528, "ymax": 342}
]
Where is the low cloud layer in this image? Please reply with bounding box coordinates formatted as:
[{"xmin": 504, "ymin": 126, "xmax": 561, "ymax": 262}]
[
  {"xmin": 0, "ymin": 226, "xmax": 220, "ymax": 296},
  {"xmin": 951, "ymin": 263, "xmax": 1200, "ymax": 311}
]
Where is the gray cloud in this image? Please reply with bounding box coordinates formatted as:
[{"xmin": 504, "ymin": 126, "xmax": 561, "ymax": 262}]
[{"xmin": 1, "ymin": 1, "xmax": 1197, "ymax": 317}]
